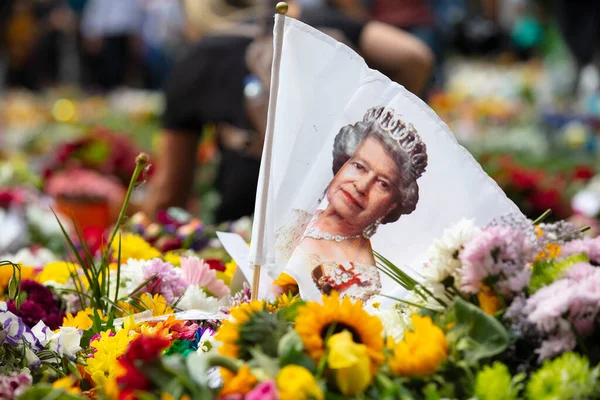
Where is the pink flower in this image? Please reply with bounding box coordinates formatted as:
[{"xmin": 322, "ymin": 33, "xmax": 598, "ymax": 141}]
[
  {"xmin": 180, "ymin": 256, "xmax": 230, "ymax": 298},
  {"xmin": 459, "ymin": 225, "xmax": 533, "ymax": 296},
  {"xmin": 45, "ymin": 169, "xmax": 125, "ymax": 202},
  {"xmin": 562, "ymin": 237, "xmax": 600, "ymax": 264},
  {"xmin": 246, "ymin": 380, "xmax": 277, "ymax": 400},
  {"xmin": 525, "ymin": 262, "xmax": 600, "ymax": 360},
  {"xmin": 142, "ymin": 259, "xmax": 187, "ymax": 303}
]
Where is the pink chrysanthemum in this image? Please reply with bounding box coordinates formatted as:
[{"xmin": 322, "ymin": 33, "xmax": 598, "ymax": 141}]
[
  {"xmin": 180, "ymin": 256, "xmax": 230, "ymax": 298},
  {"xmin": 142, "ymin": 259, "xmax": 187, "ymax": 303},
  {"xmin": 525, "ymin": 262, "xmax": 600, "ymax": 360},
  {"xmin": 561, "ymin": 237, "xmax": 600, "ymax": 264},
  {"xmin": 459, "ymin": 225, "xmax": 533, "ymax": 296}
]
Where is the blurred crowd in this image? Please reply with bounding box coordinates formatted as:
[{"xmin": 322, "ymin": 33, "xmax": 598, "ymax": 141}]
[
  {"xmin": 0, "ymin": 0, "xmax": 582, "ymax": 94},
  {"xmin": 2, "ymin": 0, "xmax": 600, "ymax": 224}
]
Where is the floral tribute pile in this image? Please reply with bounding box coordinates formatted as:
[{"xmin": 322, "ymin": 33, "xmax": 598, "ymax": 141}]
[{"xmin": 1, "ymin": 153, "xmax": 600, "ymax": 400}]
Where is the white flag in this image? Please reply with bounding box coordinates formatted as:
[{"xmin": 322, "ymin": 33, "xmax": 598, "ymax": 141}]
[{"xmin": 249, "ymin": 15, "xmax": 524, "ymax": 305}]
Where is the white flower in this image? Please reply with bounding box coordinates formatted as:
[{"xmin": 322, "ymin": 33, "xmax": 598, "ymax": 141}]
[
  {"xmin": 197, "ymin": 329, "xmax": 215, "ymax": 353},
  {"xmin": 31, "ymin": 321, "xmax": 52, "ymax": 346},
  {"xmin": 371, "ymin": 307, "xmax": 410, "ymax": 342},
  {"xmin": 109, "ymin": 259, "xmax": 147, "ymax": 299},
  {"xmin": 177, "ymin": 285, "xmax": 222, "ymax": 313},
  {"xmin": 24, "ymin": 347, "xmax": 41, "ymax": 368},
  {"xmin": 424, "ymin": 219, "xmax": 481, "ymax": 285},
  {"xmin": 48, "ymin": 327, "xmax": 83, "ymax": 359}
]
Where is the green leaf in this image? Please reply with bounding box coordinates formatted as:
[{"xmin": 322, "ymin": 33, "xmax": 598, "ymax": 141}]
[{"xmin": 449, "ymin": 298, "xmax": 509, "ymax": 363}]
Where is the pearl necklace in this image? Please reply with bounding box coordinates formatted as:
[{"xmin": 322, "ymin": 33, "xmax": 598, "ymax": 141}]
[{"xmin": 302, "ymin": 218, "xmax": 362, "ymax": 243}]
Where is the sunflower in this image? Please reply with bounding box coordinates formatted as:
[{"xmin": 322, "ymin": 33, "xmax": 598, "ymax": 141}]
[
  {"xmin": 388, "ymin": 314, "xmax": 448, "ymax": 376},
  {"xmin": 214, "ymin": 300, "xmax": 266, "ymax": 359},
  {"xmin": 273, "ymin": 272, "xmax": 299, "ymax": 296},
  {"xmin": 294, "ymin": 292, "xmax": 384, "ymax": 369}
]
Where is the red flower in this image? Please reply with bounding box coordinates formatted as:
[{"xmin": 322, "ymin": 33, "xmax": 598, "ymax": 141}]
[
  {"xmin": 509, "ymin": 168, "xmax": 543, "ymax": 191},
  {"xmin": 205, "ymin": 259, "xmax": 226, "ymax": 272},
  {"xmin": 529, "ymin": 188, "xmax": 562, "ymax": 214},
  {"xmin": 573, "ymin": 165, "xmax": 594, "ymax": 181},
  {"xmin": 117, "ymin": 360, "xmax": 151, "ymax": 400},
  {"xmin": 123, "ymin": 335, "xmax": 171, "ymax": 363}
]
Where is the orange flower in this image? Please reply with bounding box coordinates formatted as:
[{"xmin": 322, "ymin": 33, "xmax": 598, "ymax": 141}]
[
  {"xmin": 219, "ymin": 366, "xmax": 257, "ymax": 397},
  {"xmin": 478, "ymin": 287, "xmax": 501, "ymax": 315}
]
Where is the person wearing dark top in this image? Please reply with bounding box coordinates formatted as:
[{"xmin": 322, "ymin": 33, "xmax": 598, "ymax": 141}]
[{"xmin": 144, "ymin": 0, "xmax": 433, "ymax": 223}]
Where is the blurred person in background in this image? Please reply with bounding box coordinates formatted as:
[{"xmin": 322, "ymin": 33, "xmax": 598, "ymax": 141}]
[
  {"xmin": 144, "ymin": 0, "xmax": 433, "ymax": 223},
  {"xmin": 139, "ymin": 0, "xmax": 186, "ymax": 89},
  {"xmin": 555, "ymin": 0, "xmax": 600, "ymax": 95},
  {"xmin": 1, "ymin": 0, "xmax": 71, "ymax": 90},
  {"xmin": 80, "ymin": 0, "xmax": 144, "ymax": 91}
]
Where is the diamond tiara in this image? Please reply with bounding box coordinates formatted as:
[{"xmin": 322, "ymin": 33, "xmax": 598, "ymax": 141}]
[{"xmin": 362, "ymin": 106, "xmax": 428, "ymax": 179}]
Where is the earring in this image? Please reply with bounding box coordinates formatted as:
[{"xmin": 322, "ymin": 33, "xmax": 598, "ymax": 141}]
[{"xmin": 362, "ymin": 217, "xmax": 383, "ymax": 239}]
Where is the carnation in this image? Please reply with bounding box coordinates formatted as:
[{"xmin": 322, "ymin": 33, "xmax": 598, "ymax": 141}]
[{"xmin": 0, "ymin": 370, "xmax": 32, "ymax": 399}]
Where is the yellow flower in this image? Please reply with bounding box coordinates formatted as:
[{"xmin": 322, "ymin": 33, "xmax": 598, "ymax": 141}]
[
  {"xmin": 273, "ymin": 272, "xmax": 299, "ymax": 295},
  {"xmin": 266, "ymin": 293, "xmax": 299, "ymax": 312},
  {"xmin": 327, "ymin": 330, "xmax": 372, "ymax": 396},
  {"xmin": 52, "ymin": 375, "xmax": 81, "ymax": 395},
  {"xmin": 62, "ymin": 308, "xmax": 105, "ymax": 330},
  {"xmin": 478, "ymin": 287, "xmax": 501, "ymax": 316},
  {"xmin": 219, "ymin": 365, "xmax": 258, "ymax": 397},
  {"xmin": 216, "ymin": 260, "xmax": 236, "ymax": 286},
  {"xmin": 85, "ymin": 329, "xmax": 137, "ymax": 388},
  {"xmin": 119, "ymin": 293, "xmax": 174, "ymax": 317},
  {"xmin": 36, "ymin": 261, "xmax": 79, "ymax": 285},
  {"xmin": 388, "ymin": 314, "xmax": 448, "ymax": 376},
  {"xmin": 215, "ymin": 300, "xmax": 265, "ymax": 359},
  {"xmin": 112, "ymin": 233, "xmax": 161, "ymax": 262},
  {"xmin": 163, "ymin": 251, "xmax": 181, "ymax": 266},
  {"xmin": 294, "ymin": 292, "xmax": 384, "ymax": 370},
  {"xmin": 0, "ymin": 264, "xmax": 34, "ymax": 293},
  {"xmin": 277, "ymin": 365, "xmax": 323, "ymax": 400}
]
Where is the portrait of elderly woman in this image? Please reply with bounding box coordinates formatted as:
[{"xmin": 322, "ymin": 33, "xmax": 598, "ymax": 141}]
[{"xmin": 276, "ymin": 106, "xmax": 428, "ymax": 303}]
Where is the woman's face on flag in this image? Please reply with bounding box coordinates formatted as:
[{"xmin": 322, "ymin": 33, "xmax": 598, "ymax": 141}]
[{"xmin": 327, "ymin": 137, "xmax": 400, "ymax": 229}]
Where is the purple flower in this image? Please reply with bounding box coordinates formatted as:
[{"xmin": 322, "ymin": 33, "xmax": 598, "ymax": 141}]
[
  {"xmin": 459, "ymin": 225, "xmax": 533, "ymax": 297},
  {"xmin": 0, "ymin": 370, "xmax": 32, "ymax": 399},
  {"xmin": 142, "ymin": 259, "xmax": 187, "ymax": 303},
  {"xmin": 0, "ymin": 308, "xmax": 26, "ymax": 346}
]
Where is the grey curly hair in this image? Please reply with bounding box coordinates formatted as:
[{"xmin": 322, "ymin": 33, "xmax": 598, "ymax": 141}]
[{"xmin": 332, "ymin": 112, "xmax": 428, "ymax": 223}]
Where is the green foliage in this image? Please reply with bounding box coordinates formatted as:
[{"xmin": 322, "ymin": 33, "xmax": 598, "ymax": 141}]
[
  {"xmin": 448, "ymin": 298, "xmax": 509, "ymax": 363},
  {"xmin": 50, "ymin": 153, "xmax": 149, "ymax": 316}
]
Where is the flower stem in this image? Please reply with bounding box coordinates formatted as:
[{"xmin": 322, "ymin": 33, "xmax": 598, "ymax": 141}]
[{"xmin": 102, "ymin": 153, "xmax": 149, "ymax": 268}]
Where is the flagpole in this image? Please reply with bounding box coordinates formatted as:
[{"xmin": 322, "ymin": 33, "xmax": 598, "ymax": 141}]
[{"xmin": 251, "ymin": 2, "xmax": 288, "ymax": 300}]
